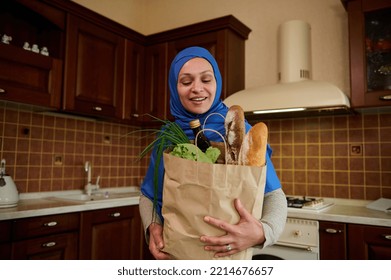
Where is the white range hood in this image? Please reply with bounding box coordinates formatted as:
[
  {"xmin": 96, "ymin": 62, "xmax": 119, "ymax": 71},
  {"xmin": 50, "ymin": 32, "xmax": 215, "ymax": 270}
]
[{"xmin": 224, "ymin": 20, "xmax": 351, "ymax": 117}]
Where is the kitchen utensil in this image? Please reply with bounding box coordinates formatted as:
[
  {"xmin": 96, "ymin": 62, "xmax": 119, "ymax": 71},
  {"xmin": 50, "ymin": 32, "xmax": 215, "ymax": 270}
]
[{"xmin": 0, "ymin": 159, "xmax": 19, "ymax": 208}]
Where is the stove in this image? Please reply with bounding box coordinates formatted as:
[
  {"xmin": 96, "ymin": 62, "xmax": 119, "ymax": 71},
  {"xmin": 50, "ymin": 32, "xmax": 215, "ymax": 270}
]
[{"xmin": 286, "ymin": 196, "xmax": 334, "ymax": 212}]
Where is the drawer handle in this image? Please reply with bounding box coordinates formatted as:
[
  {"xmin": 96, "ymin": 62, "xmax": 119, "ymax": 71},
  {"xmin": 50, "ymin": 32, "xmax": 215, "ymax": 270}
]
[
  {"xmin": 325, "ymin": 228, "xmax": 341, "ymax": 234},
  {"xmin": 43, "ymin": 221, "xmax": 57, "ymax": 227},
  {"xmin": 0, "ymin": 88, "xmax": 6, "ymax": 94},
  {"xmin": 383, "ymin": 234, "xmax": 391, "ymax": 240},
  {"xmin": 132, "ymin": 113, "xmax": 139, "ymax": 118},
  {"xmin": 379, "ymin": 95, "xmax": 391, "ymax": 101},
  {"xmin": 42, "ymin": 241, "xmax": 56, "ymax": 248},
  {"xmin": 44, "ymin": 221, "xmax": 58, "ymax": 227},
  {"xmin": 93, "ymin": 106, "xmax": 102, "ymax": 111},
  {"xmin": 110, "ymin": 212, "xmax": 121, "ymax": 217}
]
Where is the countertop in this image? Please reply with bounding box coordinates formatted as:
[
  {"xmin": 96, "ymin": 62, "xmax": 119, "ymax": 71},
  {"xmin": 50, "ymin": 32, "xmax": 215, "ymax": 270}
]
[
  {"xmin": 0, "ymin": 190, "xmax": 390, "ymax": 227},
  {"xmin": 0, "ymin": 187, "xmax": 140, "ymax": 221},
  {"xmin": 287, "ymin": 197, "xmax": 391, "ymax": 227}
]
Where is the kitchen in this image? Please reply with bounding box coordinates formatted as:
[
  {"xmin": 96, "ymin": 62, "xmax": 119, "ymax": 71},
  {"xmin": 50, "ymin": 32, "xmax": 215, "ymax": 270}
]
[{"xmin": 0, "ymin": 0, "xmax": 390, "ymax": 260}]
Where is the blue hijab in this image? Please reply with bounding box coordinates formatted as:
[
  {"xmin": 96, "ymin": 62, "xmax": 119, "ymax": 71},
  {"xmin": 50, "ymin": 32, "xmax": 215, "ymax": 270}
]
[
  {"xmin": 169, "ymin": 46, "xmax": 251, "ymax": 140},
  {"xmin": 141, "ymin": 46, "xmax": 281, "ymax": 221}
]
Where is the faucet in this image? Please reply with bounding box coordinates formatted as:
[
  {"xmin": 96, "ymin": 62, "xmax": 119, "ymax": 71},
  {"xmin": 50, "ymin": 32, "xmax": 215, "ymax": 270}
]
[{"xmin": 84, "ymin": 161, "xmax": 100, "ymax": 196}]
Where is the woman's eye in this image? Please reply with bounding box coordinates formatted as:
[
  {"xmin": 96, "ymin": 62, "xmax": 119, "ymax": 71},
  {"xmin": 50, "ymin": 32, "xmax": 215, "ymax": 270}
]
[{"xmin": 181, "ymin": 81, "xmax": 192, "ymax": 86}]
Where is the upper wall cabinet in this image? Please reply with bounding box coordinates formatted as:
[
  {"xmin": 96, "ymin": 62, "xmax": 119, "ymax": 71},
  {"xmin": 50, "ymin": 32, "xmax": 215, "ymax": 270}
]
[
  {"xmin": 0, "ymin": 0, "xmax": 65, "ymax": 108},
  {"xmin": 344, "ymin": 0, "xmax": 391, "ymax": 108},
  {"xmin": 136, "ymin": 15, "xmax": 251, "ymax": 124},
  {"xmin": 63, "ymin": 14, "xmax": 126, "ymax": 119}
]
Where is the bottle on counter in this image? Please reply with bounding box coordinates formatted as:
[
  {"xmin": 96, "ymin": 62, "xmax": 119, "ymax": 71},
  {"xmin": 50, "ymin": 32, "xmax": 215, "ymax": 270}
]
[{"xmin": 189, "ymin": 119, "xmax": 211, "ymax": 152}]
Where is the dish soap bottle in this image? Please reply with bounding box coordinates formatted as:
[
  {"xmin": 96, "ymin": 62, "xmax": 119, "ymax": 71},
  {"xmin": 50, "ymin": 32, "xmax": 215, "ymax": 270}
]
[{"xmin": 189, "ymin": 119, "xmax": 211, "ymax": 152}]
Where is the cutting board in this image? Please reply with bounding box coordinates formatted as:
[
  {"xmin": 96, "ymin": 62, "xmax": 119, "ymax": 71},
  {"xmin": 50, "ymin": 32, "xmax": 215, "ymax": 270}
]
[{"xmin": 366, "ymin": 198, "xmax": 391, "ymax": 213}]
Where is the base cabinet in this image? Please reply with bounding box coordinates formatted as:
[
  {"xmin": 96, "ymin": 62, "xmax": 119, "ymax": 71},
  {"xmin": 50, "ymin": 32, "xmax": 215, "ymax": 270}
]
[
  {"xmin": 10, "ymin": 213, "xmax": 80, "ymax": 260},
  {"xmin": 348, "ymin": 224, "xmax": 391, "ymax": 260},
  {"xmin": 319, "ymin": 221, "xmax": 347, "ymax": 260},
  {"xmin": 79, "ymin": 205, "xmax": 143, "ymax": 260}
]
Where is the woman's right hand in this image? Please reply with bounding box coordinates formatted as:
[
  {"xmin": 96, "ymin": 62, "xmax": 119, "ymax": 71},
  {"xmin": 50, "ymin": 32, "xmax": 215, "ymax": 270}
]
[{"xmin": 148, "ymin": 223, "xmax": 171, "ymax": 260}]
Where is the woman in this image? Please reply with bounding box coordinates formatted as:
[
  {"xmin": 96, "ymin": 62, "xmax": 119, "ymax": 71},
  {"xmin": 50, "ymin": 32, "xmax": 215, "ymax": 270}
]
[{"xmin": 139, "ymin": 46, "xmax": 287, "ymax": 259}]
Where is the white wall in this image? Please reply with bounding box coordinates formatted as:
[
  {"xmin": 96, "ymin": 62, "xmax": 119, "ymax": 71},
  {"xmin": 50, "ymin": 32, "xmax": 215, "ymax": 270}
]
[{"xmin": 72, "ymin": 0, "xmax": 350, "ymax": 97}]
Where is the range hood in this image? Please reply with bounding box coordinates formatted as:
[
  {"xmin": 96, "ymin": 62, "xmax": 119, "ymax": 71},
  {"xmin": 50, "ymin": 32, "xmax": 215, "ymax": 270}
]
[{"xmin": 224, "ymin": 20, "xmax": 351, "ymax": 119}]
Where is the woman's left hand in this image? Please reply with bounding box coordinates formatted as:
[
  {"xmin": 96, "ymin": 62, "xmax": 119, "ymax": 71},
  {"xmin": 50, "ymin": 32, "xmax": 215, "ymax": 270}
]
[{"xmin": 200, "ymin": 198, "xmax": 265, "ymax": 257}]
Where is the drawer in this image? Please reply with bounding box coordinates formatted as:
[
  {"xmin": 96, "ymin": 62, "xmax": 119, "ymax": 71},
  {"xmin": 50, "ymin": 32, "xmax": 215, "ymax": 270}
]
[
  {"xmin": 0, "ymin": 220, "xmax": 11, "ymax": 242},
  {"xmin": 11, "ymin": 232, "xmax": 78, "ymax": 260},
  {"xmin": 12, "ymin": 213, "xmax": 80, "ymax": 240}
]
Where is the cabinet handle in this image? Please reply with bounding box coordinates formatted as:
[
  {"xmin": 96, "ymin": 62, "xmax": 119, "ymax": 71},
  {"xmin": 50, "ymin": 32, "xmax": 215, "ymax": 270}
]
[
  {"xmin": 325, "ymin": 228, "xmax": 342, "ymax": 234},
  {"xmin": 132, "ymin": 113, "xmax": 139, "ymax": 118},
  {"xmin": 383, "ymin": 234, "xmax": 391, "ymax": 240},
  {"xmin": 43, "ymin": 221, "xmax": 58, "ymax": 227},
  {"xmin": 0, "ymin": 88, "xmax": 5, "ymax": 94},
  {"xmin": 93, "ymin": 106, "xmax": 102, "ymax": 111},
  {"xmin": 42, "ymin": 241, "xmax": 56, "ymax": 248},
  {"xmin": 110, "ymin": 212, "xmax": 121, "ymax": 217},
  {"xmin": 379, "ymin": 95, "xmax": 391, "ymax": 101}
]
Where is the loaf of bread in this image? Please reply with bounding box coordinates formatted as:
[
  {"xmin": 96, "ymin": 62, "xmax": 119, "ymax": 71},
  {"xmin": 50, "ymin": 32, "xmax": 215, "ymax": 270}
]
[
  {"xmin": 238, "ymin": 122, "xmax": 268, "ymax": 167},
  {"xmin": 224, "ymin": 105, "xmax": 246, "ymax": 164}
]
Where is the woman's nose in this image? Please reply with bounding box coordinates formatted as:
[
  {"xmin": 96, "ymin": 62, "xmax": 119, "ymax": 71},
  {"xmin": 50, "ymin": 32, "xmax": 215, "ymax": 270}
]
[{"xmin": 192, "ymin": 80, "xmax": 203, "ymax": 92}]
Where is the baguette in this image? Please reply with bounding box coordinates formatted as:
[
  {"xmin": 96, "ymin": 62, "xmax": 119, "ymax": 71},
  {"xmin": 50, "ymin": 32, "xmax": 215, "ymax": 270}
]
[
  {"xmin": 224, "ymin": 105, "xmax": 246, "ymax": 164},
  {"xmin": 238, "ymin": 122, "xmax": 268, "ymax": 167}
]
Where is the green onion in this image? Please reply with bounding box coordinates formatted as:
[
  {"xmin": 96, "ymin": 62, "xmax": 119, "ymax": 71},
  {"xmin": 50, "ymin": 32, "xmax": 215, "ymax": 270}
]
[{"xmin": 124, "ymin": 115, "xmax": 190, "ymax": 217}]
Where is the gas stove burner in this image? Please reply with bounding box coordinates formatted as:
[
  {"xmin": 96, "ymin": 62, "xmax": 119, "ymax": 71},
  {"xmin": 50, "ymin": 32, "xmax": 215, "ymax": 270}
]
[
  {"xmin": 286, "ymin": 196, "xmax": 323, "ymax": 208},
  {"xmin": 286, "ymin": 196, "xmax": 334, "ymax": 211}
]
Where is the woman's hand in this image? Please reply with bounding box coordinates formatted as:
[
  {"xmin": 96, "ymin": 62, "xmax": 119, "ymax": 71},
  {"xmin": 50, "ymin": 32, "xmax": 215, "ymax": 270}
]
[
  {"xmin": 200, "ymin": 198, "xmax": 265, "ymax": 257},
  {"xmin": 148, "ymin": 223, "xmax": 171, "ymax": 260}
]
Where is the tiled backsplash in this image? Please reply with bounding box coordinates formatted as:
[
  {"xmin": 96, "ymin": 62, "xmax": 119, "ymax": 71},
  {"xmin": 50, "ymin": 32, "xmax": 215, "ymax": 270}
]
[
  {"xmin": 1, "ymin": 104, "xmax": 390, "ymax": 200},
  {"xmin": 261, "ymin": 112, "xmax": 391, "ymax": 200},
  {"xmin": 0, "ymin": 105, "xmax": 150, "ymax": 193}
]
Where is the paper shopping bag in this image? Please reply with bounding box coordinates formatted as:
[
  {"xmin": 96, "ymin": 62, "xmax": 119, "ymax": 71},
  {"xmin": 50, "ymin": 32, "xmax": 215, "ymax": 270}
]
[{"xmin": 161, "ymin": 151, "xmax": 266, "ymax": 260}]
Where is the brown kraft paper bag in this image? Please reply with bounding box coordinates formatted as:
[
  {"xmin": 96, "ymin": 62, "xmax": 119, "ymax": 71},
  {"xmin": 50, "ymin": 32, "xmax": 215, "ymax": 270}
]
[{"xmin": 161, "ymin": 151, "xmax": 266, "ymax": 260}]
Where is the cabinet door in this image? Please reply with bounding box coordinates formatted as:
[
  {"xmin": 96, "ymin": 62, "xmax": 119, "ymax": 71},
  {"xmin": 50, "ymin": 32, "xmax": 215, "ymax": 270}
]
[
  {"xmin": 0, "ymin": 220, "xmax": 11, "ymax": 259},
  {"xmin": 348, "ymin": 224, "xmax": 391, "ymax": 259},
  {"xmin": 123, "ymin": 40, "xmax": 145, "ymax": 124},
  {"xmin": 142, "ymin": 43, "xmax": 169, "ymax": 123},
  {"xmin": 11, "ymin": 232, "xmax": 78, "ymax": 260},
  {"xmin": 346, "ymin": 0, "xmax": 391, "ymax": 108},
  {"xmin": 167, "ymin": 30, "xmax": 246, "ymax": 101},
  {"xmin": 64, "ymin": 14, "xmax": 125, "ymax": 119},
  {"xmin": 80, "ymin": 206, "xmax": 143, "ymax": 260},
  {"xmin": 319, "ymin": 221, "xmax": 347, "ymax": 260}
]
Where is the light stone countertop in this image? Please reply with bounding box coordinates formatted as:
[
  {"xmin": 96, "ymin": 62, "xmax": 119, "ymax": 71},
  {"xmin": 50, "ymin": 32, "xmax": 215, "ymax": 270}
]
[
  {"xmin": 0, "ymin": 187, "xmax": 140, "ymax": 221},
  {"xmin": 0, "ymin": 190, "xmax": 390, "ymax": 227},
  {"xmin": 287, "ymin": 197, "xmax": 391, "ymax": 227}
]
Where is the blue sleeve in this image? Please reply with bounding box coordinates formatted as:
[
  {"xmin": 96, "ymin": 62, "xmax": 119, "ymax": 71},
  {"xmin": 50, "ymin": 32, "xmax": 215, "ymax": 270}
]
[
  {"xmin": 264, "ymin": 144, "xmax": 282, "ymax": 193},
  {"xmin": 140, "ymin": 146, "xmax": 164, "ymax": 221}
]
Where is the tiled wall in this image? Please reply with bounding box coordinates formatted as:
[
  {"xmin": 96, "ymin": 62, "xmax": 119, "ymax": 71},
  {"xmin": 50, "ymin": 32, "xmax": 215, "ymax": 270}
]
[
  {"xmin": 0, "ymin": 104, "xmax": 149, "ymax": 193},
  {"xmin": 263, "ymin": 112, "xmax": 391, "ymax": 200},
  {"xmin": 1, "ymin": 104, "xmax": 390, "ymax": 200}
]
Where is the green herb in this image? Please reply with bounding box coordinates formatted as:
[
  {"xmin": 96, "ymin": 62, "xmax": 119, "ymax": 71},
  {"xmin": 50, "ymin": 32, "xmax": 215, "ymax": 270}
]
[{"xmin": 124, "ymin": 115, "xmax": 190, "ymax": 217}]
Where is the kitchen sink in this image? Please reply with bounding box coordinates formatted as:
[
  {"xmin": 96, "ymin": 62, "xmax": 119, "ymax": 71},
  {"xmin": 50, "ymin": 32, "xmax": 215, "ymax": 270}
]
[{"xmin": 49, "ymin": 189, "xmax": 140, "ymax": 204}]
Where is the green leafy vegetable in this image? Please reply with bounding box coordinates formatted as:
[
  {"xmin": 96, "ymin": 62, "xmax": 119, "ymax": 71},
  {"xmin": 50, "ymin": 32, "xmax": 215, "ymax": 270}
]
[{"xmin": 170, "ymin": 143, "xmax": 220, "ymax": 163}]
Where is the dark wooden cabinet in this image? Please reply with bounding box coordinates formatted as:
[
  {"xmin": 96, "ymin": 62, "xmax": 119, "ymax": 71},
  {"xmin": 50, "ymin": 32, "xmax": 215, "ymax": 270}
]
[
  {"xmin": 0, "ymin": 0, "xmax": 64, "ymax": 108},
  {"xmin": 348, "ymin": 223, "xmax": 391, "ymax": 259},
  {"xmin": 79, "ymin": 205, "xmax": 143, "ymax": 259},
  {"xmin": 1, "ymin": 1, "xmax": 250, "ymax": 124},
  {"xmin": 141, "ymin": 16, "xmax": 251, "ymax": 124},
  {"xmin": 319, "ymin": 221, "xmax": 347, "ymax": 260},
  {"xmin": 10, "ymin": 213, "xmax": 79, "ymax": 260},
  {"xmin": 123, "ymin": 40, "xmax": 145, "ymax": 124},
  {"xmin": 63, "ymin": 14, "xmax": 126, "ymax": 119},
  {"xmin": 0, "ymin": 220, "xmax": 11, "ymax": 259},
  {"xmin": 344, "ymin": 0, "xmax": 391, "ymax": 108}
]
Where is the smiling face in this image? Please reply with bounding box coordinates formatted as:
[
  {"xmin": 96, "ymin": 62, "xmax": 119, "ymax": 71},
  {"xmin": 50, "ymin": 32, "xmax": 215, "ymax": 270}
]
[{"xmin": 177, "ymin": 57, "xmax": 217, "ymax": 115}]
